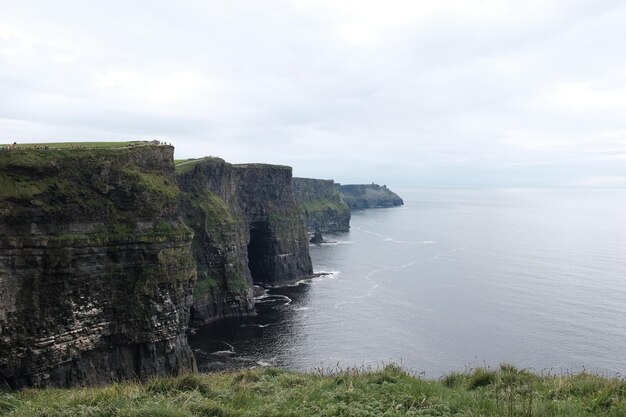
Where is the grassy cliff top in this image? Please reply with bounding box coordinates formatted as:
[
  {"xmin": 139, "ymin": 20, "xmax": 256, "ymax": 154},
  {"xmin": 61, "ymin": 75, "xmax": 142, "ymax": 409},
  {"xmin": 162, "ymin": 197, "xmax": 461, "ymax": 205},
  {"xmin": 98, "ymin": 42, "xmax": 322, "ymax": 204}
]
[
  {"xmin": 174, "ymin": 157, "xmax": 226, "ymax": 173},
  {"xmin": 0, "ymin": 140, "xmax": 169, "ymax": 149},
  {"xmin": 1, "ymin": 366, "xmax": 624, "ymax": 416},
  {"xmin": 0, "ymin": 142, "xmax": 172, "ymax": 170},
  {"xmin": 233, "ymin": 163, "xmax": 292, "ymax": 170},
  {"xmin": 0, "ymin": 140, "xmax": 179, "ymax": 222},
  {"xmin": 174, "ymin": 159, "xmax": 293, "ymax": 174},
  {"xmin": 0, "ymin": 140, "xmax": 171, "ymax": 149}
]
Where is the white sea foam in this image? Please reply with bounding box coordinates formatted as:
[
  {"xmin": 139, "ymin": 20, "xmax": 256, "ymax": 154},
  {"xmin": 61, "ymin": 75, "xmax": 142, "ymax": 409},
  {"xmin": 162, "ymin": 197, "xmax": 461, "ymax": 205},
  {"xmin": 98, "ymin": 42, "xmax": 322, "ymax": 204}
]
[
  {"xmin": 211, "ymin": 350, "xmax": 236, "ymax": 355},
  {"xmin": 320, "ymin": 240, "xmax": 353, "ymax": 246},
  {"xmin": 355, "ymin": 227, "xmax": 385, "ymax": 237},
  {"xmin": 212, "ymin": 341, "xmax": 235, "ymax": 355},
  {"xmin": 311, "ymin": 271, "xmax": 340, "ymax": 283},
  {"xmin": 394, "ymin": 239, "xmax": 435, "ymax": 245},
  {"xmin": 358, "ymin": 227, "xmax": 433, "ymax": 245},
  {"xmin": 240, "ymin": 323, "xmax": 272, "ymax": 328},
  {"xmin": 254, "ymin": 295, "xmax": 292, "ymax": 305}
]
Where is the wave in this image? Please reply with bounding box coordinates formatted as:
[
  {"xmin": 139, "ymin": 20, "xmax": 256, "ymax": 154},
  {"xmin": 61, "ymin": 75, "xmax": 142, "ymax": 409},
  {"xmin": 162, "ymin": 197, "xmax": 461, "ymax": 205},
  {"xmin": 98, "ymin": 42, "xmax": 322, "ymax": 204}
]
[
  {"xmin": 355, "ymin": 227, "xmax": 386, "ymax": 237},
  {"xmin": 318, "ymin": 240, "xmax": 353, "ymax": 246},
  {"xmin": 384, "ymin": 238, "xmax": 435, "ymax": 245},
  {"xmin": 212, "ymin": 341, "xmax": 235, "ymax": 355},
  {"xmin": 254, "ymin": 294, "xmax": 292, "ymax": 305},
  {"xmin": 240, "ymin": 323, "xmax": 273, "ymax": 328},
  {"xmin": 277, "ymin": 271, "xmax": 340, "ymax": 287},
  {"xmin": 358, "ymin": 227, "xmax": 434, "ymax": 245}
]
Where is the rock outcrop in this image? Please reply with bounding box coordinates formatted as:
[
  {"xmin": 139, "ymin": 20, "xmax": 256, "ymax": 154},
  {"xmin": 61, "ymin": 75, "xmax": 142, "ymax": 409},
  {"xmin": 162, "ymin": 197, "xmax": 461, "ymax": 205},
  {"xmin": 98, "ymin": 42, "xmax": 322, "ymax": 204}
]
[
  {"xmin": 234, "ymin": 164, "xmax": 313, "ymax": 285},
  {"xmin": 292, "ymin": 178, "xmax": 351, "ymax": 233},
  {"xmin": 338, "ymin": 183, "xmax": 404, "ymax": 210},
  {"xmin": 0, "ymin": 144, "xmax": 197, "ymax": 389},
  {"xmin": 176, "ymin": 158, "xmax": 312, "ymax": 325},
  {"xmin": 176, "ymin": 158, "xmax": 252, "ymax": 325},
  {"xmin": 309, "ymin": 231, "xmax": 326, "ymax": 244}
]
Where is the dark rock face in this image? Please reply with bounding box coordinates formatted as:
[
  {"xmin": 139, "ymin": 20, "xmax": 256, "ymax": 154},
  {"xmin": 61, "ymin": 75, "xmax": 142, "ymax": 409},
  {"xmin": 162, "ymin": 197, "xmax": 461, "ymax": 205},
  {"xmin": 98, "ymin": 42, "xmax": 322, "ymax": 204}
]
[
  {"xmin": 338, "ymin": 184, "xmax": 404, "ymax": 210},
  {"xmin": 309, "ymin": 231, "xmax": 326, "ymax": 244},
  {"xmin": 234, "ymin": 164, "xmax": 313, "ymax": 285},
  {"xmin": 0, "ymin": 145, "xmax": 197, "ymax": 389},
  {"xmin": 176, "ymin": 158, "xmax": 254, "ymax": 325},
  {"xmin": 176, "ymin": 159, "xmax": 312, "ymax": 324},
  {"xmin": 292, "ymin": 178, "xmax": 351, "ymax": 233}
]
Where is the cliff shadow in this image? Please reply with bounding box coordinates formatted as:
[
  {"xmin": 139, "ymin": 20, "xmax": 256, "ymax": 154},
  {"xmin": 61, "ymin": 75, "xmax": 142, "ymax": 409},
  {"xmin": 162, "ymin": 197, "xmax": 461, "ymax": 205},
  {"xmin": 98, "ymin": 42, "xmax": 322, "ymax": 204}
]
[{"xmin": 247, "ymin": 221, "xmax": 275, "ymax": 284}]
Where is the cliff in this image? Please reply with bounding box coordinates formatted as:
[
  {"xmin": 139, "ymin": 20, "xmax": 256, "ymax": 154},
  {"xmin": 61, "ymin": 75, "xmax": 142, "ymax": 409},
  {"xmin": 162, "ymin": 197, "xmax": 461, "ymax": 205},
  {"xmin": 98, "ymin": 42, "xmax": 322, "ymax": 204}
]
[
  {"xmin": 0, "ymin": 143, "xmax": 197, "ymax": 389},
  {"xmin": 176, "ymin": 158, "xmax": 312, "ymax": 324},
  {"xmin": 292, "ymin": 178, "xmax": 351, "ymax": 233},
  {"xmin": 338, "ymin": 183, "xmax": 404, "ymax": 210},
  {"xmin": 233, "ymin": 164, "xmax": 313, "ymax": 285},
  {"xmin": 176, "ymin": 157, "xmax": 253, "ymax": 325}
]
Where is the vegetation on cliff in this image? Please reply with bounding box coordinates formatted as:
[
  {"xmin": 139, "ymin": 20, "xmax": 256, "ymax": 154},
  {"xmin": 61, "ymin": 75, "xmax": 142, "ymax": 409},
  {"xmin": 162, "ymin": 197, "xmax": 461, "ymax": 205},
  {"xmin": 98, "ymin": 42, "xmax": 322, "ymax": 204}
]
[
  {"xmin": 175, "ymin": 157, "xmax": 254, "ymax": 324},
  {"xmin": 292, "ymin": 178, "xmax": 351, "ymax": 233},
  {"xmin": 1, "ymin": 365, "xmax": 624, "ymax": 416},
  {"xmin": 339, "ymin": 183, "xmax": 404, "ymax": 210},
  {"xmin": 0, "ymin": 142, "xmax": 180, "ymax": 225}
]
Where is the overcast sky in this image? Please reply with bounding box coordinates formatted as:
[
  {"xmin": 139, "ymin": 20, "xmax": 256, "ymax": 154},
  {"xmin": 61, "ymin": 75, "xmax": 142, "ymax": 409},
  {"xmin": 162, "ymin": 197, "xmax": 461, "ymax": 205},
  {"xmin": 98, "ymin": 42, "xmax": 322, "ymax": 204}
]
[{"xmin": 2, "ymin": 0, "xmax": 626, "ymax": 186}]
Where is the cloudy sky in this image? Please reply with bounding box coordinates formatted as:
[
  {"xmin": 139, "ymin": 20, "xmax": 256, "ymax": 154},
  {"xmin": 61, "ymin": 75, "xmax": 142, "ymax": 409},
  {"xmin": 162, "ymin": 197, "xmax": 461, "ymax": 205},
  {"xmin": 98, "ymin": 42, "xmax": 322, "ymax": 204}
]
[{"xmin": 2, "ymin": 0, "xmax": 626, "ymax": 186}]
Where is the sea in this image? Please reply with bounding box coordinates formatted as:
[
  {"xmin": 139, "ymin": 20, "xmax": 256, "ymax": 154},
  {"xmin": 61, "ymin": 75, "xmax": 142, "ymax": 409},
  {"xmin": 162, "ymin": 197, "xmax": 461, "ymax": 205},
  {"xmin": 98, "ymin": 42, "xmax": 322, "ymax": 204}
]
[{"xmin": 188, "ymin": 187, "xmax": 626, "ymax": 378}]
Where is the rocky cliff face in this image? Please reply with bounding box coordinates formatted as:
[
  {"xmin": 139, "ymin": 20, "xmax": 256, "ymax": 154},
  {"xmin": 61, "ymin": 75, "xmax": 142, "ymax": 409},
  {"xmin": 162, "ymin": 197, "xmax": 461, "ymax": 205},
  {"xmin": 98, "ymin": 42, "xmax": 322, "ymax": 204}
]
[
  {"xmin": 176, "ymin": 158, "xmax": 254, "ymax": 325},
  {"xmin": 338, "ymin": 184, "xmax": 404, "ymax": 210},
  {"xmin": 0, "ymin": 144, "xmax": 197, "ymax": 389},
  {"xmin": 292, "ymin": 178, "xmax": 351, "ymax": 233},
  {"xmin": 176, "ymin": 159, "xmax": 312, "ymax": 325},
  {"xmin": 234, "ymin": 164, "xmax": 313, "ymax": 285}
]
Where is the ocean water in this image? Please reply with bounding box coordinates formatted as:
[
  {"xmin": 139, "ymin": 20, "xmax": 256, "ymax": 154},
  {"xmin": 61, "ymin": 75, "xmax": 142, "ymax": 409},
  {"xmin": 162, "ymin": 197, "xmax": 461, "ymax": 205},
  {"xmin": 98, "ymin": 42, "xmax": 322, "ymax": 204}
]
[{"xmin": 188, "ymin": 188, "xmax": 626, "ymax": 378}]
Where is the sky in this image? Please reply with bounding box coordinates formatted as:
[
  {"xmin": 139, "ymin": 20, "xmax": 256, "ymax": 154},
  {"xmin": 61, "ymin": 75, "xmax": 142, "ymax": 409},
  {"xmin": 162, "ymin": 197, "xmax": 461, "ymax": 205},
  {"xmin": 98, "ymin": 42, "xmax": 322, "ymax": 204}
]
[{"xmin": 2, "ymin": 0, "xmax": 626, "ymax": 187}]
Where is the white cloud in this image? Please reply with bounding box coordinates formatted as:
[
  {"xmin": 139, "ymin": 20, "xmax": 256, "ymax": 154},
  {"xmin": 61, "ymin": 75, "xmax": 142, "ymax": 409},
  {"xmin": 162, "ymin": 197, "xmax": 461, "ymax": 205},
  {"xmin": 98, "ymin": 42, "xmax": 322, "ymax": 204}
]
[
  {"xmin": 540, "ymin": 83, "xmax": 626, "ymax": 112},
  {"xmin": 1, "ymin": 0, "xmax": 626, "ymax": 186},
  {"xmin": 94, "ymin": 69, "xmax": 212, "ymax": 104},
  {"xmin": 574, "ymin": 176, "xmax": 626, "ymax": 187}
]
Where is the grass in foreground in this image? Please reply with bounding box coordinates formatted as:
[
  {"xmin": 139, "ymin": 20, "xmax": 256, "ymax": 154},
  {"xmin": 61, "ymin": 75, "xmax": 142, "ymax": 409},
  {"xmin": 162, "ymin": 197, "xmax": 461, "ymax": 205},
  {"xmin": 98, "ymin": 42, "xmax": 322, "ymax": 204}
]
[
  {"xmin": 1, "ymin": 365, "xmax": 625, "ymax": 416},
  {"xmin": 1, "ymin": 141, "xmax": 151, "ymax": 149}
]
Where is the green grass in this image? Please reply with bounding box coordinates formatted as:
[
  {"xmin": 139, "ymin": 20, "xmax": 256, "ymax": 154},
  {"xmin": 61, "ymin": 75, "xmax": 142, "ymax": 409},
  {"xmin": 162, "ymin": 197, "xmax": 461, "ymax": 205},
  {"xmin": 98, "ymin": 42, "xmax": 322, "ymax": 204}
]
[
  {"xmin": 1, "ymin": 141, "xmax": 156, "ymax": 149},
  {"xmin": 174, "ymin": 157, "xmax": 225, "ymax": 173},
  {"xmin": 2, "ymin": 365, "xmax": 625, "ymax": 416},
  {"xmin": 193, "ymin": 275, "xmax": 219, "ymax": 297},
  {"xmin": 299, "ymin": 197, "xmax": 350, "ymax": 214},
  {"xmin": 0, "ymin": 142, "xmax": 179, "ymax": 222}
]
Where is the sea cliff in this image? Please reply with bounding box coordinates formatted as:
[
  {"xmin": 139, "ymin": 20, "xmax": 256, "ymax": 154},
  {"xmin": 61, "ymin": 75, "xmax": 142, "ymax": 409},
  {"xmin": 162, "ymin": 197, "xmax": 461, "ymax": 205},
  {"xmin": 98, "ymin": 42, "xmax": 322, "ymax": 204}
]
[
  {"xmin": 0, "ymin": 143, "xmax": 197, "ymax": 389},
  {"xmin": 292, "ymin": 177, "xmax": 351, "ymax": 233},
  {"xmin": 177, "ymin": 158, "xmax": 312, "ymax": 325},
  {"xmin": 293, "ymin": 179, "xmax": 403, "ymax": 234},
  {"xmin": 339, "ymin": 183, "xmax": 404, "ymax": 209}
]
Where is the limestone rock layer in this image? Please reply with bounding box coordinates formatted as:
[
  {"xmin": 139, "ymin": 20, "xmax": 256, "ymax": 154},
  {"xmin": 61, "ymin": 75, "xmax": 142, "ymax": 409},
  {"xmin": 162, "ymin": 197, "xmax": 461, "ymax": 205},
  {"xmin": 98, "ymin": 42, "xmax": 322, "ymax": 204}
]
[{"xmin": 0, "ymin": 144, "xmax": 197, "ymax": 389}]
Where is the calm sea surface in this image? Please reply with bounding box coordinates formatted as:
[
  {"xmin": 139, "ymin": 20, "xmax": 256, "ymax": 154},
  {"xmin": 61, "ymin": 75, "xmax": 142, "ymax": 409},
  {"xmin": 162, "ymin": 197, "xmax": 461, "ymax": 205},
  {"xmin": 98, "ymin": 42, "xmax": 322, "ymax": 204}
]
[{"xmin": 188, "ymin": 188, "xmax": 626, "ymax": 378}]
